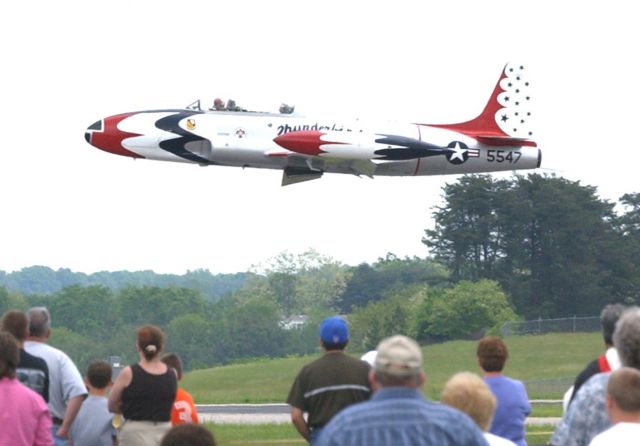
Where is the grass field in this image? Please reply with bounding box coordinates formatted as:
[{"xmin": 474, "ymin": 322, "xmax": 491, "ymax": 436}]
[
  {"xmin": 182, "ymin": 333, "xmax": 599, "ymax": 445},
  {"xmin": 203, "ymin": 423, "xmax": 556, "ymax": 446},
  {"xmin": 183, "ymin": 331, "xmax": 602, "ymax": 402}
]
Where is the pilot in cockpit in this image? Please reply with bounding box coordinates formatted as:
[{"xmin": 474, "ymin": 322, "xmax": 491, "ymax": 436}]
[
  {"xmin": 279, "ymin": 103, "xmax": 295, "ymax": 114},
  {"xmin": 213, "ymin": 98, "xmax": 225, "ymax": 111},
  {"xmin": 226, "ymin": 99, "xmax": 239, "ymax": 111}
]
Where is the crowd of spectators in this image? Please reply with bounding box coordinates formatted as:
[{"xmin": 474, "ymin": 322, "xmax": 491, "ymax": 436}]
[{"xmin": 2, "ymin": 304, "xmax": 639, "ymax": 446}]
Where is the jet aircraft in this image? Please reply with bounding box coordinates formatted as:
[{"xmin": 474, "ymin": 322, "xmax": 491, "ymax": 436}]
[{"xmin": 85, "ymin": 63, "xmax": 540, "ymax": 185}]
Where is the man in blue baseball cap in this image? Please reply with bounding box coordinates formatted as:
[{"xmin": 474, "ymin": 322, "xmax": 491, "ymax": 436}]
[{"xmin": 286, "ymin": 316, "xmax": 371, "ymax": 445}]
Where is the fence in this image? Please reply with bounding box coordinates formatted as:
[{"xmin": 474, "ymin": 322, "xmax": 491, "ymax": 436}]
[
  {"xmin": 500, "ymin": 316, "xmax": 600, "ymax": 336},
  {"xmin": 523, "ymin": 376, "xmax": 573, "ymax": 399}
]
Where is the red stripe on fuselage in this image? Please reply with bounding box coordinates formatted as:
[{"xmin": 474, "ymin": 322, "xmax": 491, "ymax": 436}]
[
  {"xmin": 273, "ymin": 131, "xmax": 346, "ymax": 156},
  {"xmin": 90, "ymin": 113, "xmax": 144, "ymax": 158}
]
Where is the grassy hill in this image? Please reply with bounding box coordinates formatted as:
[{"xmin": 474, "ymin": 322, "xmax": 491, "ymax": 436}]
[{"xmin": 182, "ymin": 331, "xmax": 602, "ymax": 403}]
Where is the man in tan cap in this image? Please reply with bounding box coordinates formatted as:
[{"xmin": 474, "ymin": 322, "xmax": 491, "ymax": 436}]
[{"xmin": 316, "ymin": 335, "xmax": 488, "ymax": 446}]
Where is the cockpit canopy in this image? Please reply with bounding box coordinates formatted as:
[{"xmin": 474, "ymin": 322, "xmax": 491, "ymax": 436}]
[{"xmin": 185, "ymin": 99, "xmax": 295, "ymax": 115}]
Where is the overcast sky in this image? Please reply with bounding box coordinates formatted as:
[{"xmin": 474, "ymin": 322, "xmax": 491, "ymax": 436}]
[{"xmin": 1, "ymin": 1, "xmax": 638, "ymax": 275}]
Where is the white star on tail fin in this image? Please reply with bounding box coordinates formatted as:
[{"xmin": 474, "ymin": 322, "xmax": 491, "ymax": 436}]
[
  {"xmin": 427, "ymin": 63, "xmax": 536, "ymax": 142},
  {"xmin": 496, "ymin": 63, "xmax": 535, "ymax": 138}
]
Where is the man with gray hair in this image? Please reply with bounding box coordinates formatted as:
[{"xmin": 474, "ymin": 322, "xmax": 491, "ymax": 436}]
[
  {"xmin": 25, "ymin": 307, "xmax": 87, "ymax": 446},
  {"xmin": 316, "ymin": 335, "xmax": 488, "ymax": 446},
  {"xmin": 552, "ymin": 306, "xmax": 640, "ymax": 446}
]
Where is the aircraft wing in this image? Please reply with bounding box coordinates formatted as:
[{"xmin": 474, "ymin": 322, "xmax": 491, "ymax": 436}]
[{"xmin": 272, "ymin": 151, "xmax": 378, "ymax": 186}]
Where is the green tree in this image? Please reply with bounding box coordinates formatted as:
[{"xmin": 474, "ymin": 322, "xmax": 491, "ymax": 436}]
[
  {"xmin": 349, "ymin": 292, "xmax": 418, "ymax": 351},
  {"xmin": 49, "ymin": 327, "xmax": 97, "ymax": 373},
  {"xmin": 424, "ymin": 174, "xmax": 633, "ymax": 317},
  {"xmin": 116, "ymin": 286, "xmax": 206, "ymax": 327},
  {"xmin": 166, "ymin": 313, "xmax": 211, "ymax": 370},
  {"xmin": 48, "ymin": 285, "xmax": 116, "ymax": 338},
  {"xmin": 246, "ymin": 250, "xmax": 351, "ymax": 315},
  {"xmin": 223, "ymin": 297, "xmax": 286, "ymax": 360},
  {"xmin": 424, "ymin": 176, "xmax": 506, "ymax": 281},
  {"xmin": 611, "ymin": 192, "xmax": 640, "ymax": 304},
  {"xmin": 414, "ymin": 280, "xmax": 518, "ymax": 342},
  {"xmin": 0, "ymin": 286, "xmax": 8, "ymax": 314},
  {"xmin": 338, "ymin": 255, "xmax": 449, "ymax": 312}
]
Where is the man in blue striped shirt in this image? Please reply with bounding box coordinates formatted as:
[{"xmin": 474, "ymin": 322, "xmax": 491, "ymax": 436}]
[{"xmin": 317, "ymin": 335, "xmax": 489, "ymax": 446}]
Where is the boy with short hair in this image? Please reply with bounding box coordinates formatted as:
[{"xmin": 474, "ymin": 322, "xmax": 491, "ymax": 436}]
[
  {"xmin": 161, "ymin": 352, "xmax": 199, "ymax": 425},
  {"xmin": 70, "ymin": 360, "xmax": 115, "ymax": 446},
  {"xmin": 589, "ymin": 367, "xmax": 640, "ymax": 445}
]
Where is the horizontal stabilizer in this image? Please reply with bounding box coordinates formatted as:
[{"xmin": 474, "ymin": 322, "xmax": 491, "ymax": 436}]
[
  {"xmin": 281, "ymin": 166, "xmax": 323, "ymax": 186},
  {"xmin": 476, "ymin": 136, "xmax": 537, "ymax": 147}
]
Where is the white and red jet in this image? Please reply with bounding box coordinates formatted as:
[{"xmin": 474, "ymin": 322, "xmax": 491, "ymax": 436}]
[{"xmin": 85, "ymin": 63, "xmax": 540, "ymax": 185}]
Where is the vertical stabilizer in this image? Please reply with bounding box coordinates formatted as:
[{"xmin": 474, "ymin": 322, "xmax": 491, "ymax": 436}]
[{"xmin": 430, "ymin": 63, "xmax": 534, "ymax": 140}]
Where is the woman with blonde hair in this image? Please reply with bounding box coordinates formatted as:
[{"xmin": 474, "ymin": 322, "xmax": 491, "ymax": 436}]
[
  {"xmin": 109, "ymin": 325, "xmax": 177, "ymax": 446},
  {"xmin": 442, "ymin": 371, "xmax": 517, "ymax": 446}
]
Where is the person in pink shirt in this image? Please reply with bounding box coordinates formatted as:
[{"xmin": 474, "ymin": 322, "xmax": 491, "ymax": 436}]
[{"xmin": 0, "ymin": 331, "xmax": 53, "ymax": 446}]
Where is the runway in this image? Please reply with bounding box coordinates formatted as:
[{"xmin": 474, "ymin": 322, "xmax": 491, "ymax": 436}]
[
  {"xmin": 197, "ymin": 404, "xmax": 290, "ymax": 424},
  {"xmin": 195, "ymin": 404, "xmax": 560, "ymax": 426}
]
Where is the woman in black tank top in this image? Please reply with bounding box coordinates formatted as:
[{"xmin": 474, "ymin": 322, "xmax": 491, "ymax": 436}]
[{"xmin": 109, "ymin": 325, "xmax": 177, "ymax": 446}]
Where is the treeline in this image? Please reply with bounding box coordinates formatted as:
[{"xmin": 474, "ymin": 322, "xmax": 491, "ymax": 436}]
[
  {"xmin": 1, "ymin": 174, "xmax": 638, "ymax": 373},
  {"xmin": 0, "ymin": 267, "xmax": 247, "ymax": 301},
  {"xmin": 424, "ymin": 174, "xmax": 640, "ymax": 317},
  {"xmin": 0, "ymin": 256, "xmax": 514, "ymax": 373}
]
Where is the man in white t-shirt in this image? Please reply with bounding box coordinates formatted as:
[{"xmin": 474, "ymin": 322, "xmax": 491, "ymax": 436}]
[
  {"xmin": 25, "ymin": 307, "xmax": 87, "ymax": 446},
  {"xmin": 589, "ymin": 367, "xmax": 640, "ymax": 446}
]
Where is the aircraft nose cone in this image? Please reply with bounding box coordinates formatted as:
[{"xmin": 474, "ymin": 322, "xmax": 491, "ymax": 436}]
[
  {"xmin": 85, "ymin": 120, "xmax": 101, "ymax": 144},
  {"xmin": 85, "ymin": 113, "xmax": 143, "ymax": 158}
]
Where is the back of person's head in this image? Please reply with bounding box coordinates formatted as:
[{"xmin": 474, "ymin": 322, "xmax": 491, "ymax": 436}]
[
  {"xmin": 137, "ymin": 325, "xmax": 165, "ymax": 360},
  {"xmin": 477, "ymin": 336, "xmax": 508, "ymax": 372},
  {"xmin": 601, "ymin": 303, "xmax": 627, "ymax": 346},
  {"xmin": 87, "ymin": 360, "xmax": 112, "ymax": 389},
  {"xmin": 374, "ymin": 335, "xmax": 423, "ymax": 387},
  {"xmin": 0, "ymin": 331, "xmax": 19, "ymax": 379},
  {"xmin": 161, "ymin": 352, "xmax": 183, "ymax": 380},
  {"xmin": 319, "ymin": 316, "xmax": 349, "ymax": 351},
  {"xmin": 161, "ymin": 424, "xmax": 216, "ymax": 446},
  {"xmin": 27, "ymin": 307, "xmax": 51, "ymax": 338},
  {"xmin": 1, "ymin": 310, "xmax": 28, "ymax": 342},
  {"xmin": 441, "ymin": 372, "xmax": 496, "ymax": 431},
  {"xmin": 613, "ymin": 307, "xmax": 640, "ymax": 369},
  {"xmin": 607, "ymin": 367, "xmax": 640, "ymax": 412}
]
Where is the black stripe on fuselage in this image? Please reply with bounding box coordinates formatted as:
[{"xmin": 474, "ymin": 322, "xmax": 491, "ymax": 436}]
[
  {"xmin": 154, "ymin": 111, "xmax": 214, "ymax": 164},
  {"xmin": 373, "ymin": 135, "xmax": 447, "ymax": 160}
]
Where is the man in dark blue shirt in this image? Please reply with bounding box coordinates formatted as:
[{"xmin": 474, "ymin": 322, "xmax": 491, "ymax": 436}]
[{"xmin": 317, "ymin": 335, "xmax": 488, "ymax": 446}]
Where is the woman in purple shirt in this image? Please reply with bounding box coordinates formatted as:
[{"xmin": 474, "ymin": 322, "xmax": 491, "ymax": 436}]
[{"xmin": 478, "ymin": 336, "xmax": 531, "ymax": 446}]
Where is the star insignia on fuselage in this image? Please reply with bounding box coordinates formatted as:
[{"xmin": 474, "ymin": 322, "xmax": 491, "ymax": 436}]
[{"xmin": 445, "ymin": 141, "xmax": 470, "ymax": 165}]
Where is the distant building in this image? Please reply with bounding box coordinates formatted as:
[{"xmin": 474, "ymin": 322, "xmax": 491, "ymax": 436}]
[{"xmin": 280, "ymin": 315, "xmax": 307, "ymax": 330}]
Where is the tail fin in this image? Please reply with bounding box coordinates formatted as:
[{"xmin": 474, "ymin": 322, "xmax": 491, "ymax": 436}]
[{"xmin": 430, "ymin": 63, "xmax": 535, "ymax": 141}]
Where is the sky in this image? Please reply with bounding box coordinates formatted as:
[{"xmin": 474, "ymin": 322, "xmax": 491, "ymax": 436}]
[{"xmin": 1, "ymin": 1, "xmax": 639, "ymax": 275}]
